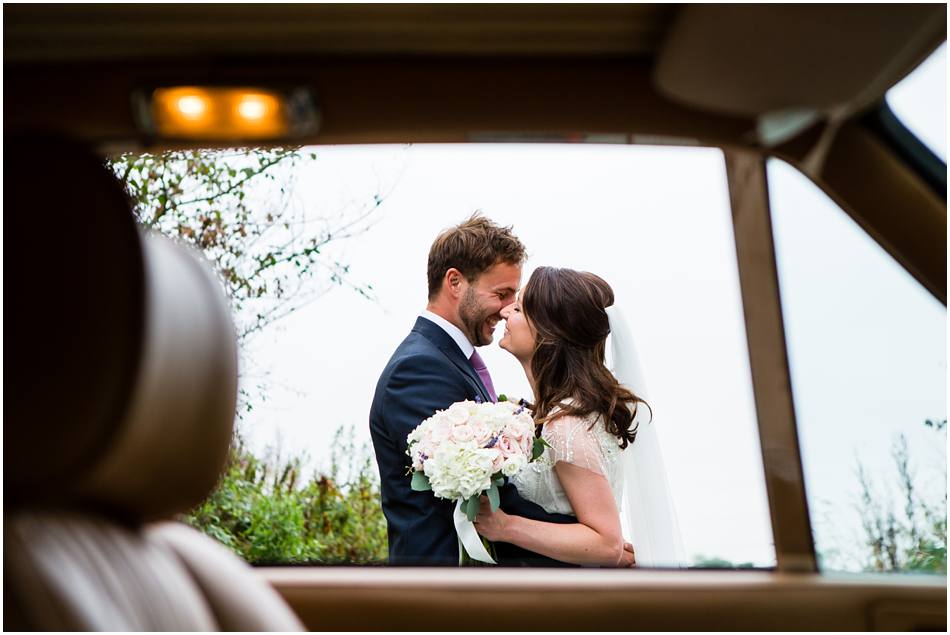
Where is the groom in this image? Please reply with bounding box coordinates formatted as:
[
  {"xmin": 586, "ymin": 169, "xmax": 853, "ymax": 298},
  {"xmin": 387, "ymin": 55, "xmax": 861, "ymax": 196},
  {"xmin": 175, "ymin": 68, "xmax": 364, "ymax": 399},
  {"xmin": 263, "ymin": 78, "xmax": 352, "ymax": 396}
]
[{"xmin": 369, "ymin": 214, "xmax": 580, "ymax": 566}]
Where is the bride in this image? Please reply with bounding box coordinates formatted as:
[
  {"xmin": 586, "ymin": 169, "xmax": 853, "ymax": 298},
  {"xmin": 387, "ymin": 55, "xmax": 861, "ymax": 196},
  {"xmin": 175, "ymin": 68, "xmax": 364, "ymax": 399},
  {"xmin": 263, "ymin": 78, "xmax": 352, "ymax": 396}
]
[{"xmin": 475, "ymin": 266, "xmax": 686, "ymax": 567}]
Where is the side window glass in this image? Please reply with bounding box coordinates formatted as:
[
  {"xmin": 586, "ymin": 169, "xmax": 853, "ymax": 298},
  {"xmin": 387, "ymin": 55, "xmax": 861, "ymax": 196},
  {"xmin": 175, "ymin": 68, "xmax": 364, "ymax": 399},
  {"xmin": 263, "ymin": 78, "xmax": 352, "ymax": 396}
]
[
  {"xmin": 886, "ymin": 41, "xmax": 947, "ymax": 161},
  {"xmin": 768, "ymin": 158, "xmax": 947, "ymax": 574}
]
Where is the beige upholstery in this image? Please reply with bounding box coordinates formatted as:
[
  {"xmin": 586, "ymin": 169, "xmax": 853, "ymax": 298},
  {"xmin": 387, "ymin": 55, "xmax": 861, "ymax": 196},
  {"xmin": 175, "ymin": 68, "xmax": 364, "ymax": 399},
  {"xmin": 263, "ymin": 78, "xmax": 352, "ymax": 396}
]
[
  {"xmin": 147, "ymin": 522, "xmax": 304, "ymax": 631},
  {"xmin": 73, "ymin": 230, "xmax": 238, "ymax": 521},
  {"xmin": 5, "ymin": 513, "xmax": 217, "ymax": 631},
  {"xmin": 3, "ymin": 137, "xmax": 303, "ymax": 631}
]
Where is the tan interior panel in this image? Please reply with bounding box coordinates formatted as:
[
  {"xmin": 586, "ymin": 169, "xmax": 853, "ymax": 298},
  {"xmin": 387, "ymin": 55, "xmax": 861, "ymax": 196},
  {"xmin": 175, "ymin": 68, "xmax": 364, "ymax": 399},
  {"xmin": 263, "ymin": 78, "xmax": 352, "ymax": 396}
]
[
  {"xmin": 726, "ymin": 150, "xmax": 815, "ymax": 573},
  {"xmin": 656, "ymin": 4, "xmax": 947, "ymax": 117},
  {"xmin": 3, "ymin": 59, "xmax": 752, "ymax": 149},
  {"xmin": 261, "ymin": 568, "xmax": 948, "ymax": 631},
  {"xmin": 3, "ymin": 4, "xmax": 675, "ymax": 62}
]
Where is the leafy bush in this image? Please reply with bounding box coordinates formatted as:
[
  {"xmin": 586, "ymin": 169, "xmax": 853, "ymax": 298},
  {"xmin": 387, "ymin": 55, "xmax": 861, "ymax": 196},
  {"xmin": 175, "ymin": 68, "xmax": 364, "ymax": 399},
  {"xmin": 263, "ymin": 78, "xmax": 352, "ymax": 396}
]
[
  {"xmin": 691, "ymin": 555, "xmax": 756, "ymax": 569},
  {"xmin": 853, "ymin": 421, "xmax": 946, "ymax": 574},
  {"xmin": 184, "ymin": 427, "xmax": 387, "ymax": 565}
]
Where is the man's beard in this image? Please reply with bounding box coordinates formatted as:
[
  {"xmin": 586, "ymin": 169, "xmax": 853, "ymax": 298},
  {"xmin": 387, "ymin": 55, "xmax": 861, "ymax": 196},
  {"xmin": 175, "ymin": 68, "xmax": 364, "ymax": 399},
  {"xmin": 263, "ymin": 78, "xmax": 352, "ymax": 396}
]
[{"xmin": 459, "ymin": 287, "xmax": 493, "ymax": 346}]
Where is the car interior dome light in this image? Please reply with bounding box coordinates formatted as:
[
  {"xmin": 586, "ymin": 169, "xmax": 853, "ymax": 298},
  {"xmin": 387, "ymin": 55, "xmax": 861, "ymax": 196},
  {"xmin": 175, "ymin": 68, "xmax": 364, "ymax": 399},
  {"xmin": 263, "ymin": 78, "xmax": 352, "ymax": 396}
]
[
  {"xmin": 175, "ymin": 94, "xmax": 207, "ymax": 119},
  {"xmin": 144, "ymin": 86, "xmax": 318, "ymax": 141},
  {"xmin": 236, "ymin": 94, "xmax": 273, "ymax": 121}
]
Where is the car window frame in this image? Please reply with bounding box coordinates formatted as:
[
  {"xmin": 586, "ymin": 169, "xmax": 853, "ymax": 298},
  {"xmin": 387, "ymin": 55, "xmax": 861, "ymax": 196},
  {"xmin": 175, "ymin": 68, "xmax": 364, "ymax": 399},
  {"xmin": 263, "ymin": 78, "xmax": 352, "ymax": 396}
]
[{"xmin": 860, "ymin": 101, "xmax": 947, "ymax": 202}]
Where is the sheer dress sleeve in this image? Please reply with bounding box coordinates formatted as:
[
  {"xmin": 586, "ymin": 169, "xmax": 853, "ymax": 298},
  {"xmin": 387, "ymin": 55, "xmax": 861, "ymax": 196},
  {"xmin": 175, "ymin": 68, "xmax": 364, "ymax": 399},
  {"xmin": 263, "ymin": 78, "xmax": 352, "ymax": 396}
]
[{"xmin": 544, "ymin": 414, "xmax": 609, "ymax": 477}]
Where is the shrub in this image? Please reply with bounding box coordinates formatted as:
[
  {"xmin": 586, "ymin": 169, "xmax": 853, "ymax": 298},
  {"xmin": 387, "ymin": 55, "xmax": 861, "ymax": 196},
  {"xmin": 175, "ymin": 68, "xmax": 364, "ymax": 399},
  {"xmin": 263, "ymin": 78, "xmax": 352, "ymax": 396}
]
[
  {"xmin": 184, "ymin": 427, "xmax": 387, "ymax": 565},
  {"xmin": 854, "ymin": 421, "xmax": 947, "ymax": 574}
]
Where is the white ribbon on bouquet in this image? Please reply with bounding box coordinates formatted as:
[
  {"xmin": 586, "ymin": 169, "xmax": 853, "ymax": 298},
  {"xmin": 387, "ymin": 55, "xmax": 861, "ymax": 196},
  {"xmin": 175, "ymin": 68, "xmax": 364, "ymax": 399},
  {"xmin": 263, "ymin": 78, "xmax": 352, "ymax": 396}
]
[{"xmin": 453, "ymin": 500, "xmax": 496, "ymax": 564}]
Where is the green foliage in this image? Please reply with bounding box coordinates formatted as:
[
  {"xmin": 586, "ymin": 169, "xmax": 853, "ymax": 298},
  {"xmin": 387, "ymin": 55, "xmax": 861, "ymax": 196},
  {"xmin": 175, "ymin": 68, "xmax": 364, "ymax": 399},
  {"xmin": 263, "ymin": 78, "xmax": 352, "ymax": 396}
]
[
  {"xmin": 183, "ymin": 427, "xmax": 388, "ymax": 565},
  {"xmin": 853, "ymin": 422, "xmax": 947, "ymax": 574},
  {"xmin": 107, "ymin": 147, "xmax": 380, "ymax": 342},
  {"xmin": 410, "ymin": 471, "xmax": 431, "ymax": 492},
  {"xmin": 532, "ymin": 436, "xmax": 551, "ymax": 462},
  {"xmin": 692, "ymin": 555, "xmax": 756, "ymax": 569},
  {"xmin": 487, "ymin": 482, "xmax": 500, "ymax": 511},
  {"xmin": 462, "ymin": 495, "xmax": 480, "ymax": 522}
]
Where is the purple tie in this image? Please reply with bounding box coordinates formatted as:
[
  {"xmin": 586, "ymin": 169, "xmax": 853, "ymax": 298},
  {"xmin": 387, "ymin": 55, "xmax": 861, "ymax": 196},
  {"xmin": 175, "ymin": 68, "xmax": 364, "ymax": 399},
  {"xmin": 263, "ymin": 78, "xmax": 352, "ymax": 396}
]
[{"xmin": 469, "ymin": 349, "xmax": 498, "ymax": 403}]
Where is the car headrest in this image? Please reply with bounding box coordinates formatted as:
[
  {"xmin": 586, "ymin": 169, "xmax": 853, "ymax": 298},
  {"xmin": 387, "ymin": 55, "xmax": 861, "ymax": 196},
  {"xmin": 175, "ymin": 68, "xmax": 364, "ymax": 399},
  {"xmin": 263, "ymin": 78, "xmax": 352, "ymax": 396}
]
[{"xmin": 5, "ymin": 137, "xmax": 237, "ymax": 522}]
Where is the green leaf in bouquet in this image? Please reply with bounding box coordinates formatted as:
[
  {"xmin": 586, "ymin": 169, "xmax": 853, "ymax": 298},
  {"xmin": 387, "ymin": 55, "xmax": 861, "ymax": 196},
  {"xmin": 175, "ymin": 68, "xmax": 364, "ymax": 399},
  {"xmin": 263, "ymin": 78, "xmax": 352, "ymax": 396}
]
[
  {"xmin": 464, "ymin": 495, "xmax": 480, "ymax": 522},
  {"xmin": 497, "ymin": 394, "xmax": 508, "ymax": 402},
  {"xmin": 493, "ymin": 476, "xmax": 505, "ymax": 488},
  {"xmin": 410, "ymin": 471, "xmax": 431, "ymax": 492},
  {"xmin": 487, "ymin": 483, "xmax": 500, "ymax": 512},
  {"xmin": 531, "ymin": 436, "xmax": 551, "ymax": 462}
]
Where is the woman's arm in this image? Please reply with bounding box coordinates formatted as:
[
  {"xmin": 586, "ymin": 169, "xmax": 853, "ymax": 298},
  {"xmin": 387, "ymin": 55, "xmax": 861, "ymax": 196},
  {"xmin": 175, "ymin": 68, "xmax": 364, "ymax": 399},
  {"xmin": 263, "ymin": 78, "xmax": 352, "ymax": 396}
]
[{"xmin": 475, "ymin": 461, "xmax": 628, "ymax": 567}]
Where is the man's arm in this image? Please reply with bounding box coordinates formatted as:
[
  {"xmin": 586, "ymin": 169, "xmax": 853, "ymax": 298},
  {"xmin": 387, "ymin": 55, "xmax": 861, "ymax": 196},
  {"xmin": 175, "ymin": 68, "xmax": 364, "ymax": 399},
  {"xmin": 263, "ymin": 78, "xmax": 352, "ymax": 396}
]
[
  {"xmin": 373, "ymin": 353, "xmax": 477, "ymax": 565},
  {"xmin": 498, "ymin": 480, "xmax": 578, "ymax": 524}
]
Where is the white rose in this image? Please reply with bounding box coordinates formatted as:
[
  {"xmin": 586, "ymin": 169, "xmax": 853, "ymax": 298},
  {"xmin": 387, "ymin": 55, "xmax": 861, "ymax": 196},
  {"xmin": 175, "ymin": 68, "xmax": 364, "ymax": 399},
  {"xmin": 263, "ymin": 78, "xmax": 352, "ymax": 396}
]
[
  {"xmin": 447, "ymin": 402, "xmax": 471, "ymax": 425},
  {"xmin": 430, "ymin": 420, "xmax": 452, "ymax": 443},
  {"xmin": 502, "ymin": 454, "xmax": 527, "ymax": 477}
]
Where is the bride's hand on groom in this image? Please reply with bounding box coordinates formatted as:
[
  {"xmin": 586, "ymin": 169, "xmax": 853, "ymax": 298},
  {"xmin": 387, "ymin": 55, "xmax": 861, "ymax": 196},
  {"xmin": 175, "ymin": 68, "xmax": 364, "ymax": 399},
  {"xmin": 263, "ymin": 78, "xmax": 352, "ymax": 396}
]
[
  {"xmin": 619, "ymin": 541, "xmax": 636, "ymax": 568},
  {"xmin": 473, "ymin": 495, "xmax": 510, "ymax": 542}
]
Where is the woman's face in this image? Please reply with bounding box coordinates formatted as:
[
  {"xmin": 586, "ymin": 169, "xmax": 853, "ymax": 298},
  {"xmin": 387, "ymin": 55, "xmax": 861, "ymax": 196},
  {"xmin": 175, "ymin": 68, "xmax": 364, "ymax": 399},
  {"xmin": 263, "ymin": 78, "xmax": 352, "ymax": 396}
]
[{"xmin": 499, "ymin": 290, "xmax": 536, "ymax": 362}]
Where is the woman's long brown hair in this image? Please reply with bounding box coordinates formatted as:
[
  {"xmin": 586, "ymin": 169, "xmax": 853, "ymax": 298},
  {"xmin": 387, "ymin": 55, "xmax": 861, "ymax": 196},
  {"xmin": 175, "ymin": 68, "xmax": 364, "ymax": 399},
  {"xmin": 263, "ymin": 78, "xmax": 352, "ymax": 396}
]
[{"xmin": 522, "ymin": 267, "xmax": 648, "ymax": 448}]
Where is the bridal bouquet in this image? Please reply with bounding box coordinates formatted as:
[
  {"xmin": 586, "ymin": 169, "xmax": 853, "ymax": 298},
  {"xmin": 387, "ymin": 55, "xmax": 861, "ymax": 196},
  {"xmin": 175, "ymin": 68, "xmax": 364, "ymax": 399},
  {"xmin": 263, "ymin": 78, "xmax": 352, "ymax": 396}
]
[{"xmin": 407, "ymin": 396, "xmax": 546, "ymax": 564}]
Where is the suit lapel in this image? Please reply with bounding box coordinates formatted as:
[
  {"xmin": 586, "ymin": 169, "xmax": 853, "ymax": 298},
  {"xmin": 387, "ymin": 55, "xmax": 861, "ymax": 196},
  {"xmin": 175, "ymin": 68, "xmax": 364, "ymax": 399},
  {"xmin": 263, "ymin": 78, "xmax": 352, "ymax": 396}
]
[{"xmin": 412, "ymin": 317, "xmax": 492, "ymax": 403}]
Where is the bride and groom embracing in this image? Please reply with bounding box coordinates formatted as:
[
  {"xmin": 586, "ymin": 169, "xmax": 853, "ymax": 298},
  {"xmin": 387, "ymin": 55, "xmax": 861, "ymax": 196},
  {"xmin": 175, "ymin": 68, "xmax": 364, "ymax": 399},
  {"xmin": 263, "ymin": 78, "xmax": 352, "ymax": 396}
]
[{"xmin": 369, "ymin": 214, "xmax": 684, "ymax": 567}]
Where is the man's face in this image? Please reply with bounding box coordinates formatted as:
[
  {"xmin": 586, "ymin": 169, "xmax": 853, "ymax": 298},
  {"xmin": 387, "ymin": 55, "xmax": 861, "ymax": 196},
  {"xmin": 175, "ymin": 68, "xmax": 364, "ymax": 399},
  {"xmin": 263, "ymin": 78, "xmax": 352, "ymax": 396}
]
[{"xmin": 457, "ymin": 261, "xmax": 522, "ymax": 346}]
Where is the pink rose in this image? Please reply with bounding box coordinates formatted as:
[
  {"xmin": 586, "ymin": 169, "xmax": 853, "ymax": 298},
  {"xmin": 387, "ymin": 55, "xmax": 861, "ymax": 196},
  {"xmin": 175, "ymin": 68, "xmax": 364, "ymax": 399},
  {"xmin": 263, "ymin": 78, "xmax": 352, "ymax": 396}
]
[
  {"xmin": 522, "ymin": 436, "xmax": 533, "ymax": 458},
  {"xmin": 472, "ymin": 421, "xmax": 493, "ymax": 446},
  {"xmin": 490, "ymin": 448, "xmax": 505, "ymax": 473},
  {"xmin": 451, "ymin": 423, "xmax": 475, "ymax": 443},
  {"xmin": 506, "ymin": 419, "xmax": 531, "ymax": 442},
  {"xmin": 497, "ymin": 433, "xmax": 519, "ymax": 458}
]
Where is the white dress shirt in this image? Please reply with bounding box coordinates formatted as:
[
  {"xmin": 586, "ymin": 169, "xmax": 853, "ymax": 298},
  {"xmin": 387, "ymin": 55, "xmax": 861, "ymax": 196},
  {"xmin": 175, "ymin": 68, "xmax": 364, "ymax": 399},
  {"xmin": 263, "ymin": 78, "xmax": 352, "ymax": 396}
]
[{"xmin": 420, "ymin": 310, "xmax": 474, "ymax": 359}]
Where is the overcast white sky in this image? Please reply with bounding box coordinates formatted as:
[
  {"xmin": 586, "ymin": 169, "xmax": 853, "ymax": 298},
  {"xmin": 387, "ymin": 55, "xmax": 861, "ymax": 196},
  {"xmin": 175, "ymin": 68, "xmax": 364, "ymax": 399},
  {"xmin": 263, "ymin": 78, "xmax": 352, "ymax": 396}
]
[{"xmin": 238, "ymin": 44, "xmax": 946, "ymax": 568}]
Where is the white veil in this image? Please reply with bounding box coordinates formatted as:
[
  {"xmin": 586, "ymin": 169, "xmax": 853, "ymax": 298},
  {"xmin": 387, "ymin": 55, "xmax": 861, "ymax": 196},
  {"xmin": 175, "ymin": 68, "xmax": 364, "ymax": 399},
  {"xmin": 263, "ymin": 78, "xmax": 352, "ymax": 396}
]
[{"xmin": 606, "ymin": 304, "xmax": 688, "ymax": 568}]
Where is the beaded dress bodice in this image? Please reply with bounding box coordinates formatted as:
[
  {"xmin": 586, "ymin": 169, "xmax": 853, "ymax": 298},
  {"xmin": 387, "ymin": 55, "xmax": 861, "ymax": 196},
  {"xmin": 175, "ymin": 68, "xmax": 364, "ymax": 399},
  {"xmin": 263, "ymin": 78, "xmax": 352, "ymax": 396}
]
[{"xmin": 511, "ymin": 408, "xmax": 625, "ymax": 517}]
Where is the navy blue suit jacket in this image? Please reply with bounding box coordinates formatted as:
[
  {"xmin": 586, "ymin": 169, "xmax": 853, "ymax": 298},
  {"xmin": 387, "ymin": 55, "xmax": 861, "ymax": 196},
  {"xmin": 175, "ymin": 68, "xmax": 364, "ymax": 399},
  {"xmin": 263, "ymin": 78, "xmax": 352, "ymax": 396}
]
[{"xmin": 369, "ymin": 317, "xmax": 579, "ymax": 566}]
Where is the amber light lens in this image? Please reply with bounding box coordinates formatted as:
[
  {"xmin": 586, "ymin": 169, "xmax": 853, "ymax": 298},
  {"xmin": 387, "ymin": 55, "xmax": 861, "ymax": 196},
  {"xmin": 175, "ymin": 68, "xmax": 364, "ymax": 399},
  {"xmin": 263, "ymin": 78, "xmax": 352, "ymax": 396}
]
[{"xmin": 152, "ymin": 87, "xmax": 289, "ymax": 139}]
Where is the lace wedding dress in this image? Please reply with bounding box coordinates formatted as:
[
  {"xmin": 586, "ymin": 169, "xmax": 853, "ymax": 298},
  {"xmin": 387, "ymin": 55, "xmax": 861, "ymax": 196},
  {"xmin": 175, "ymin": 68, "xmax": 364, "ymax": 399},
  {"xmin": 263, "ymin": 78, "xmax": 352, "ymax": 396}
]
[
  {"xmin": 510, "ymin": 403, "xmax": 688, "ymax": 568},
  {"xmin": 509, "ymin": 305, "xmax": 688, "ymax": 567},
  {"xmin": 510, "ymin": 407, "xmax": 626, "ymax": 516}
]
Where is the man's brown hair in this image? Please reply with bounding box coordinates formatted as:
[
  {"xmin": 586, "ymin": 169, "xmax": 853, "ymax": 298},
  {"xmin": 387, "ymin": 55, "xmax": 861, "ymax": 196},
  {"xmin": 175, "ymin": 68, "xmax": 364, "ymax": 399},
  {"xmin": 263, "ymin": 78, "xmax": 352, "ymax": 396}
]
[{"xmin": 427, "ymin": 213, "xmax": 527, "ymax": 300}]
